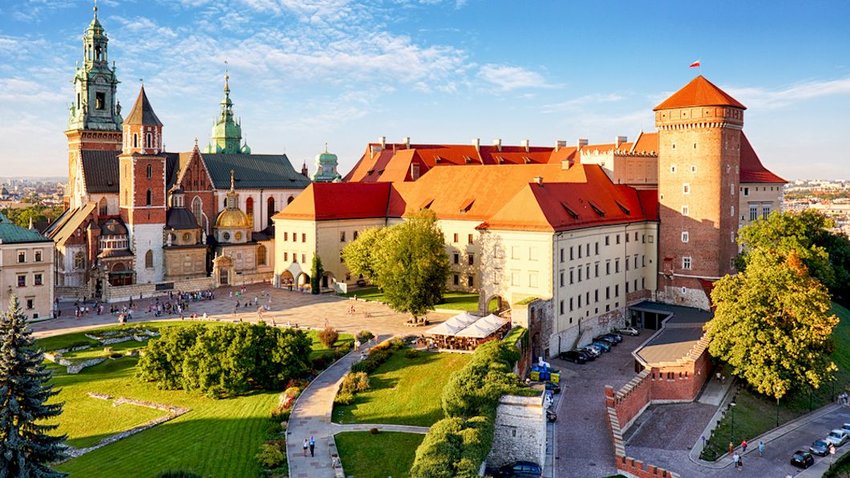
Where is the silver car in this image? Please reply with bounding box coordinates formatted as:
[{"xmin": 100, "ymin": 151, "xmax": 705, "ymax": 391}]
[{"xmin": 826, "ymin": 429, "xmax": 849, "ymax": 447}]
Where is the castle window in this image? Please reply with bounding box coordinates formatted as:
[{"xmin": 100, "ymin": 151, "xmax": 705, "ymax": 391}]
[
  {"xmin": 681, "ymin": 205, "xmax": 689, "ymax": 216},
  {"xmin": 682, "ymin": 256, "xmax": 692, "ymax": 270},
  {"xmin": 762, "ymin": 206, "xmax": 771, "ymax": 220},
  {"xmin": 683, "ymin": 184, "xmax": 690, "ymax": 194},
  {"xmin": 17, "ymin": 250, "xmax": 25, "ymax": 263},
  {"xmin": 353, "ymin": 231, "xmax": 359, "ymax": 240},
  {"xmin": 95, "ymin": 92, "xmax": 105, "ymax": 110},
  {"xmin": 145, "ymin": 250, "xmax": 153, "ymax": 269},
  {"xmin": 192, "ymin": 196, "xmax": 203, "ymax": 227},
  {"xmin": 74, "ymin": 253, "xmax": 85, "ymax": 270},
  {"xmin": 146, "ymin": 189, "xmax": 152, "ymax": 206},
  {"xmin": 146, "ymin": 164, "xmax": 152, "ymax": 179},
  {"xmin": 340, "ymin": 231, "xmax": 346, "ymax": 242},
  {"xmin": 145, "ymin": 133, "xmax": 152, "ymax": 148},
  {"xmin": 691, "ymin": 165, "xmax": 697, "ymax": 173},
  {"xmin": 133, "ymin": 133, "xmax": 138, "ymax": 148},
  {"xmin": 730, "ymin": 183, "xmax": 735, "ymax": 196},
  {"xmin": 35, "ymin": 250, "xmax": 42, "ymax": 262},
  {"xmin": 468, "ymin": 253, "xmax": 474, "ymax": 266},
  {"xmin": 743, "ymin": 187, "xmax": 749, "ymax": 196},
  {"xmin": 749, "ymin": 205, "xmax": 758, "ymax": 221},
  {"xmin": 730, "ymin": 206, "xmax": 735, "ymax": 217},
  {"xmin": 246, "ymin": 197, "xmax": 254, "ymax": 218},
  {"xmin": 681, "ymin": 231, "xmax": 689, "ymax": 243},
  {"xmin": 34, "ymin": 274, "xmax": 43, "ymax": 286},
  {"xmin": 267, "ymin": 197, "xmax": 275, "ymax": 226},
  {"xmin": 670, "ymin": 165, "xmax": 677, "ymax": 173},
  {"xmin": 730, "ymin": 231, "xmax": 735, "ymax": 243},
  {"xmin": 453, "ymin": 274, "xmax": 459, "ymax": 286},
  {"xmin": 467, "ymin": 275, "xmax": 474, "ymax": 287},
  {"xmin": 257, "ymin": 245, "xmax": 267, "ymax": 266}
]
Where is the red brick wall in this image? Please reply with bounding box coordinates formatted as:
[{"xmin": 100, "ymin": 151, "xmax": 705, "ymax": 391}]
[{"xmin": 179, "ymin": 151, "xmax": 217, "ymax": 234}]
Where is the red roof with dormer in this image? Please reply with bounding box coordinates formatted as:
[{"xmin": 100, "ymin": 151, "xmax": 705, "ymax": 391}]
[
  {"xmin": 654, "ymin": 76, "xmax": 746, "ymax": 111},
  {"xmin": 272, "ymin": 182, "xmax": 393, "ymax": 221}
]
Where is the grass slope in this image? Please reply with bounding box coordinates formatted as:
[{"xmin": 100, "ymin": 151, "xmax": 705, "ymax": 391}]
[
  {"xmin": 334, "ymin": 350, "xmax": 471, "ymax": 427},
  {"xmin": 335, "ymin": 432, "xmax": 424, "ymax": 478},
  {"xmin": 702, "ymin": 302, "xmax": 850, "ymax": 460},
  {"xmin": 40, "ymin": 323, "xmax": 351, "ymax": 477}
]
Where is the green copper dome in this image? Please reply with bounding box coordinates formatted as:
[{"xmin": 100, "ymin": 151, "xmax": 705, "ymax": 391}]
[{"xmin": 205, "ymin": 72, "xmax": 250, "ymax": 154}]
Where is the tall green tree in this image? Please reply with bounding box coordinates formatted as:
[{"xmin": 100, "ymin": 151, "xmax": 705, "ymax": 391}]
[
  {"xmin": 706, "ymin": 250, "xmax": 838, "ymax": 400},
  {"xmin": 0, "ymin": 296, "xmax": 67, "ymax": 477},
  {"xmin": 310, "ymin": 255, "xmax": 324, "ymax": 295},
  {"xmin": 350, "ymin": 211, "xmax": 451, "ymax": 320},
  {"xmin": 341, "ymin": 227, "xmax": 388, "ymax": 284}
]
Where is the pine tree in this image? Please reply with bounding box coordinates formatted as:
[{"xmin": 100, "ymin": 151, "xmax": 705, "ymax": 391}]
[{"xmin": 0, "ymin": 295, "xmax": 67, "ymax": 478}]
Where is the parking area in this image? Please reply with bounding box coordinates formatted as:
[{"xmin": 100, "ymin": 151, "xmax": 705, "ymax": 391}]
[{"xmin": 551, "ymin": 333, "xmax": 645, "ymax": 477}]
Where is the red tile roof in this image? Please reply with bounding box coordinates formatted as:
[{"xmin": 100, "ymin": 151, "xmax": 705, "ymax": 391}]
[
  {"xmin": 272, "ymin": 182, "xmax": 392, "ymax": 220},
  {"xmin": 739, "ymin": 133, "xmax": 786, "ymax": 184},
  {"xmin": 630, "ymin": 132, "xmax": 658, "ymax": 154},
  {"xmin": 654, "ymin": 76, "xmax": 746, "ymax": 111}
]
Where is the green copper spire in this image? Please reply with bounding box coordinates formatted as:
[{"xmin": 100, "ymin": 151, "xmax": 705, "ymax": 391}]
[
  {"xmin": 205, "ymin": 71, "xmax": 250, "ymax": 154},
  {"xmin": 67, "ymin": 1, "xmax": 122, "ymax": 132},
  {"xmin": 312, "ymin": 143, "xmax": 342, "ymax": 182}
]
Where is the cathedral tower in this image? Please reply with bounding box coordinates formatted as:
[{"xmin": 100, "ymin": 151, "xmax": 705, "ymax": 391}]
[
  {"xmin": 119, "ymin": 86, "xmax": 166, "ymax": 284},
  {"xmin": 65, "ymin": 3, "xmax": 123, "ymax": 209},
  {"xmin": 205, "ymin": 72, "xmax": 250, "ymax": 154},
  {"xmin": 655, "ymin": 76, "xmax": 745, "ymax": 308}
]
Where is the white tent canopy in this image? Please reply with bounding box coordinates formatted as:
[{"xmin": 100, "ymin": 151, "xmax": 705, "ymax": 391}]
[
  {"xmin": 455, "ymin": 314, "xmax": 510, "ymax": 338},
  {"xmin": 425, "ymin": 312, "xmax": 480, "ymax": 336}
]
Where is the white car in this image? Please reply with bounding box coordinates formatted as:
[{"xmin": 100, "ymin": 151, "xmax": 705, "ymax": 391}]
[
  {"xmin": 826, "ymin": 429, "xmax": 849, "ymax": 447},
  {"xmin": 616, "ymin": 326, "xmax": 640, "ymax": 336}
]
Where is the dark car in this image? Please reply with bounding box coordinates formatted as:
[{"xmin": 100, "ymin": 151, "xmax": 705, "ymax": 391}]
[
  {"xmin": 545, "ymin": 381, "xmax": 561, "ymax": 394},
  {"xmin": 497, "ymin": 460, "xmax": 543, "ymax": 477},
  {"xmin": 810, "ymin": 439, "xmax": 830, "ymax": 457},
  {"xmin": 790, "ymin": 450, "xmax": 814, "ymax": 469},
  {"xmin": 593, "ymin": 335, "xmax": 617, "ymax": 347},
  {"xmin": 601, "ymin": 332, "xmax": 623, "ymax": 343},
  {"xmin": 559, "ymin": 350, "xmax": 587, "ymax": 364}
]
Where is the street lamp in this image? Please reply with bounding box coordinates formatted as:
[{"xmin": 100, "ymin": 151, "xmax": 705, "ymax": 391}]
[{"xmin": 729, "ymin": 399, "xmax": 737, "ymax": 446}]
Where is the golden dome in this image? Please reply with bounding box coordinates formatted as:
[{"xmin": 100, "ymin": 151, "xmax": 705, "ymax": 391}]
[{"xmin": 215, "ymin": 208, "xmax": 249, "ymax": 228}]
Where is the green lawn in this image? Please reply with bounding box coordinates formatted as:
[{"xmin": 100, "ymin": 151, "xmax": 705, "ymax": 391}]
[
  {"xmin": 343, "ymin": 287, "xmax": 481, "ymax": 312},
  {"xmin": 335, "ymin": 432, "xmax": 424, "ymax": 478},
  {"xmin": 333, "ymin": 350, "xmax": 471, "ymax": 427},
  {"xmin": 701, "ymin": 302, "xmax": 850, "ymax": 460},
  {"xmin": 37, "ymin": 322, "xmax": 351, "ymax": 477}
]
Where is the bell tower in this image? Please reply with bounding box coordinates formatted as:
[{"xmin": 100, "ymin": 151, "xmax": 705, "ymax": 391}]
[
  {"xmin": 655, "ymin": 76, "xmax": 745, "ymax": 309},
  {"xmin": 119, "ymin": 85, "xmax": 166, "ymax": 284},
  {"xmin": 65, "ymin": 2, "xmax": 123, "ymax": 209}
]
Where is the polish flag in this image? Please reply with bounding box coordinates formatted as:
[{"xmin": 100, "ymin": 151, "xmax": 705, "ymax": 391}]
[{"xmin": 689, "ymin": 60, "xmax": 701, "ymax": 68}]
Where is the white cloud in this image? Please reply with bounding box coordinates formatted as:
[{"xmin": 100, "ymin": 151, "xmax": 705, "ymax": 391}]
[
  {"xmin": 542, "ymin": 93, "xmax": 625, "ymax": 113},
  {"xmin": 727, "ymin": 77, "xmax": 850, "ymax": 109},
  {"xmin": 477, "ymin": 64, "xmax": 552, "ymax": 92}
]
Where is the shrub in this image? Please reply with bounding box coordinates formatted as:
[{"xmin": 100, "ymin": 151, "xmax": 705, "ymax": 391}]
[
  {"xmin": 340, "ymin": 371, "xmax": 370, "ymax": 395},
  {"xmin": 318, "ymin": 326, "xmax": 339, "ymax": 348},
  {"xmin": 356, "ymin": 330, "xmax": 374, "ymax": 344},
  {"xmin": 270, "ymin": 404, "xmax": 292, "ymax": 423},
  {"xmin": 334, "ymin": 391, "xmax": 355, "ymax": 405},
  {"xmin": 405, "ymin": 349, "xmax": 420, "ymax": 359},
  {"xmin": 255, "ymin": 440, "xmax": 286, "ymax": 469},
  {"xmin": 369, "ymin": 427, "xmax": 379, "ymax": 435}
]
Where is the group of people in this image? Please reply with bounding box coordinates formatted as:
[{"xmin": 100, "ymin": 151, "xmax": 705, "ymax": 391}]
[
  {"xmin": 727, "ymin": 439, "xmax": 767, "ymax": 471},
  {"xmin": 839, "ymin": 391, "xmax": 849, "ymax": 405},
  {"xmin": 302, "ymin": 436, "xmax": 315, "ymax": 457}
]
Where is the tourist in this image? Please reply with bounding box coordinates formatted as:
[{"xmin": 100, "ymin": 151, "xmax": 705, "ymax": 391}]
[
  {"xmin": 733, "ymin": 452, "xmax": 740, "ymax": 470},
  {"xmin": 303, "ymin": 438, "xmax": 308, "ymax": 457},
  {"xmin": 309, "ymin": 436, "xmax": 315, "ymax": 457},
  {"xmin": 758, "ymin": 440, "xmax": 765, "ymax": 456},
  {"xmin": 741, "ymin": 439, "xmax": 747, "ymax": 453},
  {"xmin": 728, "ymin": 442, "xmax": 734, "ymax": 455}
]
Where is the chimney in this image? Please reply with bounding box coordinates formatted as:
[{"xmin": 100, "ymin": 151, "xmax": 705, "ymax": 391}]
[
  {"xmin": 561, "ymin": 160, "xmax": 571, "ymax": 170},
  {"xmin": 493, "ymin": 138, "xmax": 502, "ymax": 152},
  {"xmin": 379, "ymin": 135, "xmax": 386, "ymax": 148},
  {"xmin": 555, "ymin": 140, "xmax": 567, "ymax": 152},
  {"xmin": 472, "ymin": 138, "xmax": 480, "ymax": 151},
  {"xmin": 521, "ymin": 139, "xmax": 530, "ymax": 152},
  {"xmin": 615, "ymin": 135, "xmax": 628, "ymax": 147},
  {"xmin": 403, "ymin": 136, "xmax": 410, "ymax": 149},
  {"xmin": 533, "ymin": 176, "xmax": 543, "ymax": 185},
  {"xmin": 577, "ymin": 138, "xmax": 588, "ymax": 149}
]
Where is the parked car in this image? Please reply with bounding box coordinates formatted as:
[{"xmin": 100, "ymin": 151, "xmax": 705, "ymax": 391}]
[
  {"xmin": 496, "ymin": 460, "xmax": 543, "ymax": 478},
  {"xmin": 591, "ymin": 340, "xmax": 611, "ymax": 352},
  {"xmin": 546, "ymin": 409, "xmax": 557, "ymax": 422},
  {"xmin": 790, "ymin": 450, "xmax": 814, "ymax": 469},
  {"xmin": 601, "ymin": 332, "xmax": 623, "ymax": 343},
  {"xmin": 545, "ymin": 381, "xmax": 561, "ymax": 394},
  {"xmin": 616, "ymin": 326, "xmax": 640, "ymax": 336},
  {"xmin": 593, "ymin": 335, "xmax": 618, "ymax": 347},
  {"xmin": 810, "ymin": 439, "xmax": 830, "ymax": 456},
  {"xmin": 583, "ymin": 345, "xmax": 602, "ymax": 358},
  {"xmin": 827, "ymin": 429, "xmax": 849, "ymax": 447},
  {"xmin": 842, "ymin": 423, "xmax": 850, "ymax": 434},
  {"xmin": 559, "ymin": 350, "xmax": 587, "ymax": 364}
]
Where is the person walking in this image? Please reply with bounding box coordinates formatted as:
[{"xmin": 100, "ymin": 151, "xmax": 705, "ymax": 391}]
[
  {"xmin": 741, "ymin": 439, "xmax": 748, "ymax": 453},
  {"xmin": 303, "ymin": 438, "xmax": 309, "ymax": 457},
  {"xmin": 758, "ymin": 440, "xmax": 765, "ymax": 457},
  {"xmin": 728, "ymin": 441, "xmax": 734, "ymax": 455},
  {"xmin": 733, "ymin": 452, "xmax": 740, "ymax": 470},
  {"xmin": 309, "ymin": 436, "xmax": 315, "ymax": 457}
]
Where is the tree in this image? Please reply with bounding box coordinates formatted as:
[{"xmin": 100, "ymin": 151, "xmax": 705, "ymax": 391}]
[
  {"xmin": 347, "ymin": 210, "xmax": 450, "ymax": 320},
  {"xmin": 0, "ymin": 296, "xmax": 67, "ymax": 477},
  {"xmin": 706, "ymin": 250, "xmax": 838, "ymax": 400},
  {"xmin": 310, "ymin": 255, "xmax": 324, "ymax": 295},
  {"xmin": 341, "ymin": 227, "xmax": 389, "ymax": 284}
]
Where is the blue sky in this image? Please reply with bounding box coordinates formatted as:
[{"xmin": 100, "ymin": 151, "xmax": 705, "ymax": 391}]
[{"xmin": 1, "ymin": 0, "xmax": 849, "ymax": 179}]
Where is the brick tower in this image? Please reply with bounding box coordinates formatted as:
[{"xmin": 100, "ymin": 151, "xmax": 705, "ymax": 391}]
[
  {"xmin": 655, "ymin": 76, "xmax": 745, "ymax": 309},
  {"xmin": 65, "ymin": 3, "xmax": 123, "ymax": 209},
  {"xmin": 119, "ymin": 85, "xmax": 166, "ymax": 284}
]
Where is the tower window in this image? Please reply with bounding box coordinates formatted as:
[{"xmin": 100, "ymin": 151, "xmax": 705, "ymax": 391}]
[
  {"xmin": 681, "ymin": 231, "xmax": 689, "ymax": 243},
  {"xmin": 146, "ymin": 164, "xmax": 152, "ymax": 179},
  {"xmin": 95, "ymin": 92, "xmax": 105, "ymax": 110},
  {"xmin": 682, "ymin": 256, "xmax": 692, "ymax": 270},
  {"xmin": 146, "ymin": 189, "xmax": 152, "ymax": 206},
  {"xmin": 145, "ymin": 250, "xmax": 154, "ymax": 269},
  {"xmin": 133, "ymin": 133, "xmax": 138, "ymax": 148},
  {"xmin": 683, "ymin": 184, "xmax": 690, "ymax": 194},
  {"xmin": 681, "ymin": 205, "xmax": 689, "ymax": 216},
  {"xmin": 146, "ymin": 133, "xmax": 153, "ymax": 148}
]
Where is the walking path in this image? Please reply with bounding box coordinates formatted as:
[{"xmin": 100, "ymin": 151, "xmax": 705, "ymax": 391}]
[{"xmin": 285, "ymin": 339, "xmax": 431, "ymax": 478}]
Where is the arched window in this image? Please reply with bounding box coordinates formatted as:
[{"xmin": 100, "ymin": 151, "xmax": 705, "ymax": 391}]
[
  {"xmin": 257, "ymin": 244, "xmax": 267, "ymax": 266},
  {"xmin": 133, "ymin": 133, "xmax": 138, "ymax": 148},
  {"xmin": 146, "ymin": 133, "xmax": 152, "ymax": 148},
  {"xmin": 146, "ymin": 189, "xmax": 152, "ymax": 206},
  {"xmin": 146, "ymin": 164, "xmax": 152, "ymax": 179},
  {"xmin": 74, "ymin": 252, "xmax": 85, "ymax": 270},
  {"xmin": 246, "ymin": 197, "xmax": 254, "ymax": 217},
  {"xmin": 98, "ymin": 197, "xmax": 107, "ymax": 216},
  {"xmin": 267, "ymin": 197, "xmax": 275, "ymax": 225},
  {"xmin": 287, "ymin": 196, "xmax": 294, "ymax": 204},
  {"xmin": 145, "ymin": 250, "xmax": 153, "ymax": 269},
  {"xmin": 192, "ymin": 196, "xmax": 203, "ymax": 227}
]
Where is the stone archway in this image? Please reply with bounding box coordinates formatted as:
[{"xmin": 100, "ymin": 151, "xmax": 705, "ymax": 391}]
[
  {"xmin": 296, "ymin": 272, "xmax": 310, "ymax": 287},
  {"xmin": 212, "ymin": 255, "xmax": 234, "ymax": 287},
  {"xmin": 322, "ymin": 271, "xmax": 335, "ymax": 289}
]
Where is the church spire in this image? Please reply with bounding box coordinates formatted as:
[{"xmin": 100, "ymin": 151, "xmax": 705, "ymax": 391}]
[{"xmin": 205, "ymin": 69, "xmax": 244, "ymax": 154}]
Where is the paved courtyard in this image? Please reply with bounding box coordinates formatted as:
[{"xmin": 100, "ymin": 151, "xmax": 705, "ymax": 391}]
[{"xmin": 32, "ymin": 284, "xmax": 452, "ymax": 340}]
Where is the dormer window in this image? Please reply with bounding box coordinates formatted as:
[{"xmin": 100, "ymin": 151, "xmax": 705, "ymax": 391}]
[{"xmin": 95, "ymin": 92, "xmax": 105, "ymax": 110}]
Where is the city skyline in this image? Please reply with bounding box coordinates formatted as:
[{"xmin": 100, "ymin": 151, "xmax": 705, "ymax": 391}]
[{"xmin": 1, "ymin": 0, "xmax": 849, "ymax": 179}]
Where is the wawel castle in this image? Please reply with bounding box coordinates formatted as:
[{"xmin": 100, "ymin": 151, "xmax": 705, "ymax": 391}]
[{"xmin": 47, "ymin": 7, "xmax": 784, "ymax": 359}]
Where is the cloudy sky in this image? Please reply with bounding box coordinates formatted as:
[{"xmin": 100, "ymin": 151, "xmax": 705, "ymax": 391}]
[{"xmin": 1, "ymin": 0, "xmax": 849, "ymax": 179}]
